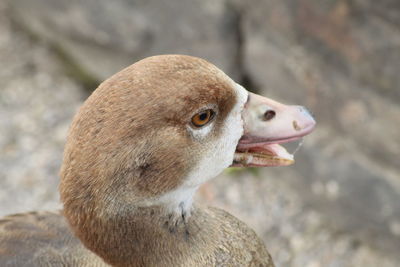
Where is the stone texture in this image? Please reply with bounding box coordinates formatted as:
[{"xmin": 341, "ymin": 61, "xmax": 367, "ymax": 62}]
[
  {"xmin": 0, "ymin": 1, "xmax": 85, "ymax": 215},
  {"xmin": 2, "ymin": 0, "xmax": 400, "ymax": 266},
  {"xmin": 9, "ymin": 0, "xmax": 242, "ymax": 82},
  {"xmin": 241, "ymin": 0, "xmax": 400, "ymax": 259},
  {"xmin": 204, "ymin": 171, "xmax": 399, "ymax": 267}
]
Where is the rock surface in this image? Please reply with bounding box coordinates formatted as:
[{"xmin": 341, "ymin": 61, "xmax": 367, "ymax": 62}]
[
  {"xmin": 2, "ymin": 0, "xmax": 400, "ymax": 266},
  {"xmin": 241, "ymin": 0, "xmax": 400, "ymax": 258},
  {"xmin": 0, "ymin": 1, "xmax": 85, "ymax": 215},
  {"xmin": 9, "ymin": 0, "xmax": 242, "ymax": 83}
]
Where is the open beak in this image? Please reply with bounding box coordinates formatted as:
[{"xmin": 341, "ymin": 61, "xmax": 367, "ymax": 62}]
[{"xmin": 232, "ymin": 92, "xmax": 316, "ymax": 167}]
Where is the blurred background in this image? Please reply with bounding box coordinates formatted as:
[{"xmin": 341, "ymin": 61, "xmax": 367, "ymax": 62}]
[{"xmin": 0, "ymin": 0, "xmax": 399, "ymax": 266}]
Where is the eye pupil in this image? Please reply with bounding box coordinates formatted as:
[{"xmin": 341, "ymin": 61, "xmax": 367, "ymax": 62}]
[{"xmin": 199, "ymin": 112, "xmax": 208, "ymax": 121}]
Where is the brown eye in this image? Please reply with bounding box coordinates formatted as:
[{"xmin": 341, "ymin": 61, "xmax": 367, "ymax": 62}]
[{"xmin": 191, "ymin": 109, "xmax": 215, "ymax": 127}]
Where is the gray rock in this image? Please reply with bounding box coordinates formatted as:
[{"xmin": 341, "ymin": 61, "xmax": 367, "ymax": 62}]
[
  {"xmin": 241, "ymin": 0, "xmax": 400, "ymax": 260},
  {"xmin": 0, "ymin": 1, "xmax": 85, "ymax": 216},
  {"xmin": 9, "ymin": 0, "xmax": 242, "ymax": 83}
]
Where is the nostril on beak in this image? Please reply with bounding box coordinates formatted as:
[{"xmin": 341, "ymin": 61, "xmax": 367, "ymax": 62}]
[{"xmin": 263, "ymin": 110, "xmax": 276, "ymax": 121}]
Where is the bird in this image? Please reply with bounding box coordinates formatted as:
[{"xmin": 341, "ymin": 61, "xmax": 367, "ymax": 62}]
[{"xmin": 0, "ymin": 55, "xmax": 315, "ymax": 266}]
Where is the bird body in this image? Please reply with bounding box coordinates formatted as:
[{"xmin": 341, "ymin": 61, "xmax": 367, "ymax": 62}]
[{"xmin": 0, "ymin": 55, "xmax": 315, "ymax": 266}]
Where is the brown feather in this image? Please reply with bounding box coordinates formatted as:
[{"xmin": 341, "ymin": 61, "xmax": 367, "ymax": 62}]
[
  {"xmin": 0, "ymin": 55, "xmax": 274, "ymax": 266},
  {"xmin": 0, "ymin": 211, "xmax": 107, "ymax": 266}
]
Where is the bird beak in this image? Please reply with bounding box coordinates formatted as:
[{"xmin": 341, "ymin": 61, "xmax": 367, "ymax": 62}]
[{"xmin": 233, "ymin": 92, "xmax": 316, "ymax": 167}]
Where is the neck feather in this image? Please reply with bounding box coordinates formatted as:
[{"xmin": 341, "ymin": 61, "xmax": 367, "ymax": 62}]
[{"xmin": 63, "ymin": 185, "xmax": 201, "ymax": 266}]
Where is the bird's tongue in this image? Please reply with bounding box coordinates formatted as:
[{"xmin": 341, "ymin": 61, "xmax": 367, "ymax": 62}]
[
  {"xmin": 233, "ymin": 143, "xmax": 295, "ymax": 167},
  {"xmin": 247, "ymin": 143, "xmax": 294, "ymax": 161}
]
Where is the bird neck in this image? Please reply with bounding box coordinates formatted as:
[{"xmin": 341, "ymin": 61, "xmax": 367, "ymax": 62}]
[{"xmin": 63, "ymin": 186, "xmax": 203, "ymax": 266}]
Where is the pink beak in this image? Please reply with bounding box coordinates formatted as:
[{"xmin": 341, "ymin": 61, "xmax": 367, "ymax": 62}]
[{"xmin": 233, "ymin": 93, "xmax": 316, "ymax": 167}]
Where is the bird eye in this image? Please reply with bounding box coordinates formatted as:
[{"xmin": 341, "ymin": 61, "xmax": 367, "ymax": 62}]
[{"xmin": 191, "ymin": 109, "xmax": 215, "ymax": 127}]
